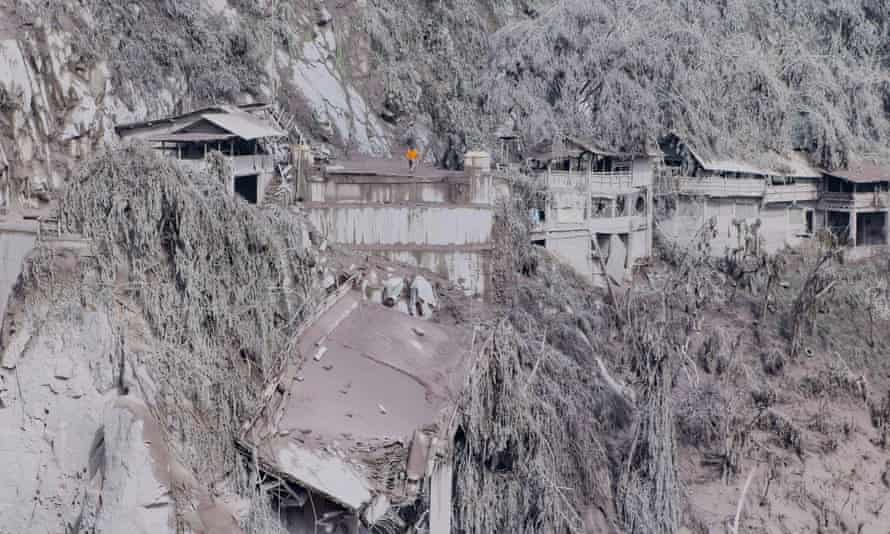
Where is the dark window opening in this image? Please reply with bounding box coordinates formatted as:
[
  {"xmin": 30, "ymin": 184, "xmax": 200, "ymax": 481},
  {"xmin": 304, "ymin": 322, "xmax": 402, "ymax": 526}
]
[
  {"xmin": 827, "ymin": 211, "xmax": 851, "ymax": 244},
  {"xmin": 857, "ymin": 212, "xmax": 887, "ymax": 246},
  {"xmin": 532, "ymin": 239, "xmax": 546, "ymax": 248},
  {"xmin": 235, "ymin": 174, "xmax": 259, "ymax": 204},
  {"xmin": 616, "ymin": 195, "xmax": 627, "ymax": 216},
  {"xmin": 805, "ymin": 210, "xmax": 814, "ymax": 235}
]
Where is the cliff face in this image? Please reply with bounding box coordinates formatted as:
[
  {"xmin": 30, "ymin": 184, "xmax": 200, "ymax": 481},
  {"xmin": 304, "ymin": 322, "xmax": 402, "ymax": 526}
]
[{"xmin": 0, "ymin": 0, "xmax": 397, "ymax": 209}]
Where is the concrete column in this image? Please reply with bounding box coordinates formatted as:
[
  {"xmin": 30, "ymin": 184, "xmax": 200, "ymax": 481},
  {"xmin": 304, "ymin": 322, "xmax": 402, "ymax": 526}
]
[
  {"xmin": 646, "ymin": 186, "xmax": 654, "ymax": 257},
  {"xmin": 850, "ymin": 209, "xmax": 857, "ymax": 247},
  {"xmin": 884, "ymin": 210, "xmax": 890, "ymax": 245}
]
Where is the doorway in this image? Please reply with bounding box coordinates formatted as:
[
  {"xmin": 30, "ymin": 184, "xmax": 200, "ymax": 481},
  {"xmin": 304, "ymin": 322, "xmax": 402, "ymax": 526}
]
[{"xmin": 235, "ymin": 174, "xmax": 259, "ymax": 204}]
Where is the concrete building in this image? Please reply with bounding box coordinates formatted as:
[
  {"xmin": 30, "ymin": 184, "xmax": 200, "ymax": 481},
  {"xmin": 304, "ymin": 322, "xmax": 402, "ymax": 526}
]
[
  {"xmin": 115, "ymin": 103, "xmax": 286, "ymax": 204},
  {"xmin": 660, "ymin": 136, "xmax": 822, "ymax": 254},
  {"xmin": 301, "ymin": 153, "xmax": 505, "ymax": 296},
  {"xmin": 525, "ymin": 136, "xmax": 655, "ymax": 284},
  {"xmin": 820, "ymin": 162, "xmax": 890, "ymax": 255}
]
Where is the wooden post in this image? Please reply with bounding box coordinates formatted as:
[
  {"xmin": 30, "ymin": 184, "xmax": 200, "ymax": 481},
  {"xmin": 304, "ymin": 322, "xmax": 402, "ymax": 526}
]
[{"xmin": 850, "ymin": 209, "xmax": 858, "ymax": 247}]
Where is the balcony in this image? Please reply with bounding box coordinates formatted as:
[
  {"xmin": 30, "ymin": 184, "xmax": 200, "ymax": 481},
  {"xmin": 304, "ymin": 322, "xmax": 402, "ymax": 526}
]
[
  {"xmin": 764, "ymin": 182, "xmax": 820, "ymax": 203},
  {"xmin": 546, "ymin": 170, "xmax": 637, "ymax": 195},
  {"xmin": 173, "ymin": 154, "xmax": 276, "ymax": 177},
  {"xmin": 676, "ymin": 176, "xmax": 764, "ymax": 198},
  {"xmin": 819, "ymin": 191, "xmax": 890, "ymax": 211}
]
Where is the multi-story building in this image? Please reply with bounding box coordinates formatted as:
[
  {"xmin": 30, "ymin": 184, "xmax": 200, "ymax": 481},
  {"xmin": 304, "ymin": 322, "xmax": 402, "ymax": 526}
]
[
  {"xmin": 522, "ymin": 136, "xmax": 655, "ymax": 285},
  {"xmin": 661, "ymin": 135, "xmax": 890, "ymax": 257},
  {"xmin": 115, "ymin": 103, "xmax": 286, "ymax": 204},
  {"xmin": 820, "ymin": 162, "xmax": 890, "ymax": 254},
  {"xmin": 660, "ymin": 135, "xmax": 822, "ymax": 253}
]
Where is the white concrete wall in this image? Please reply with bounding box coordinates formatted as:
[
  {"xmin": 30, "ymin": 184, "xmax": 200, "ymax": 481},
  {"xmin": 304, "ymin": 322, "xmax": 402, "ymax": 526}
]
[
  {"xmin": 663, "ymin": 198, "xmax": 817, "ymax": 254},
  {"xmin": 551, "ymin": 190, "xmax": 586, "ymax": 224},
  {"xmin": 546, "ymin": 232, "xmax": 591, "ymax": 278},
  {"xmin": 307, "ymin": 206, "xmax": 493, "ymax": 246},
  {"xmin": 632, "ymin": 157, "xmax": 654, "ymax": 188},
  {"xmin": 0, "ymin": 224, "xmax": 38, "ymax": 320}
]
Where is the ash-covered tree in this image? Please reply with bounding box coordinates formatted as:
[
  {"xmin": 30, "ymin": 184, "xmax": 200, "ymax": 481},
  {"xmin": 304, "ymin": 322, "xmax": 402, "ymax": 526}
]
[{"xmin": 480, "ymin": 0, "xmax": 890, "ymax": 169}]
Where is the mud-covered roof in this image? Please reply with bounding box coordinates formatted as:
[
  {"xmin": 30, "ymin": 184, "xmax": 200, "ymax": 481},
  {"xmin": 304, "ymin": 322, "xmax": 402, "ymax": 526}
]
[
  {"xmin": 115, "ymin": 103, "xmax": 269, "ymax": 133},
  {"xmin": 324, "ymin": 158, "xmax": 466, "ymax": 180},
  {"xmin": 527, "ymin": 135, "xmax": 651, "ymax": 161},
  {"xmin": 687, "ymin": 145, "xmax": 821, "ymax": 178},
  {"xmin": 240, "ymin": 285, "xmax": 471, "ymax": 512},
  {"xmin": 823, "ymin": 161, "xmax": 890, "ymax": 184},
  {"xmin": 196, "ymin": 112, "xmax": 286, "ymax": 141}
]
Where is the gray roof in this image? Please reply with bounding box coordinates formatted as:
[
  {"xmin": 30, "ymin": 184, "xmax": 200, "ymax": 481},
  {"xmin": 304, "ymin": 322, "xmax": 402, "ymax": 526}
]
[
  {"xmin": 687, "ymin": 145, "xmax": 821, "ymax": 178},
  {"xmin": 197, "ymin": 111, "xmax": 286, "ymax": 141},
  {"xmin": 114, "ymin": 102, "xmax": 270, "ymax": 133},
  {"xmin": 823, "ymin": 161, "xmax": 890, "ymax": 184}
]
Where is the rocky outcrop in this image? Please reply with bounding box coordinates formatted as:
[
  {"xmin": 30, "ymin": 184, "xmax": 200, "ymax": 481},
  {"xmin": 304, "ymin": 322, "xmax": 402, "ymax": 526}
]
[
  {"xmin": 0, "ymin": 298, "xmax": 129, "ymax": 532},
  {"xmin": 0, "ymin": 0, "xmax": 394, "ymax": 211}
]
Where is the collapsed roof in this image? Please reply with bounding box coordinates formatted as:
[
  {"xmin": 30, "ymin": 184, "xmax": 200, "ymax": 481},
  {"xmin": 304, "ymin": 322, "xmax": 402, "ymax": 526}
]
[
  {"xmin": 238, "ymin": 283, "xmax": 471, "ymax": 529},
  {"xmin": 688, "ymin": 147, "xmax": 821, "ymax": 178},
  {"xmin": 664, "ymin": 134, "xmax": 822, "ymax": 178}
]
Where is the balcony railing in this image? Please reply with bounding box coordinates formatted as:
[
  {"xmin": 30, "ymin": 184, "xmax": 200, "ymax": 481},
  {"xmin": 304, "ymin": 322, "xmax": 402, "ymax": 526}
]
[
  {"xmin": 676, "ymin": 176, "xmax": 765, "ymax": 198},
  {"xmin": 764, "ymin": 182, "xmax": 820, "ymax": 203},
  {"xmin": 173, "ymin": 154, "xmax": 276, "ymax": 177},
  {"xmin": 820, "ymin": 191, "xmax": 890, "ymax": 211},
  {"xmin": 546, "ymin": 169, "xmax": 636, "ymax": 194}
]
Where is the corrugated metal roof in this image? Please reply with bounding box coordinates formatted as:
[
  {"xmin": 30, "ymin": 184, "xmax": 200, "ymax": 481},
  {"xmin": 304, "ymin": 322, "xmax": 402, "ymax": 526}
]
[
  {"xmin": 198, "ymin": 111, "xmax": 286, "ymax": 140},
  {"xmin": 527, "ymin": 136, "xmax": 651, "ymax": 161},
  {"xmin": 689, "ymin": 146, "xmax": 820, "ymax": 178},
  {"xmin": 824, "ymin": 161, "xmax": 890, "ymax": 183},
  {"xmin": 147, "ymin": 133, "xmax": 236, "ymax": 143},
  {"xmin": 115, "ymin": 102, "xmax": 269, "ymax": 133}
]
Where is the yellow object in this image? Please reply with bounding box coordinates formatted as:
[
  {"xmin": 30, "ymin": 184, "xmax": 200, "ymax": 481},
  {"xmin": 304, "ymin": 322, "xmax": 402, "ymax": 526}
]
[{"xmin": 406, "ymin": 148, "xmax": 419, "ymax": 161}]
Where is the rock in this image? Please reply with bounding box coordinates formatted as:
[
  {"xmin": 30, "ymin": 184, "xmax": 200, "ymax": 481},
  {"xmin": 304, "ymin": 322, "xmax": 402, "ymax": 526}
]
[
  {"xmin": 316, "ymin": 7, "xmax": 333, "ymax": 26},
  {"xmin": 411, "ymin": 276, "xmax": 437, "ymax": 307},
  {"xmin": 53, "ymin": 358, "xmax": 75, "ymax": 380},
  {"xmin": 383, "ymin": 277, "xmax": 404, "ymax": 307},
  {"xmin": 93, "ymin": 398, "xmax": 178, "ymax": 534}
]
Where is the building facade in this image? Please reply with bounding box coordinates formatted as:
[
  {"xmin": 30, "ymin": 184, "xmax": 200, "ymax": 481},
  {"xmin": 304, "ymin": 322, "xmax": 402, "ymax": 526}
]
[
  {"xmin": 660, "ymin": 136, "xmax": 822, "ymax": 254},
  {"xmin": 524, "ymin": 136, "xmax": 655, "ymax": 285},
  {"xmin": 115, "ymin": 103, "xmax": 286, "ymax": 204},
  {"xmin": 301, "ymin": 153, "xmax": 506, "ymax": 296}
]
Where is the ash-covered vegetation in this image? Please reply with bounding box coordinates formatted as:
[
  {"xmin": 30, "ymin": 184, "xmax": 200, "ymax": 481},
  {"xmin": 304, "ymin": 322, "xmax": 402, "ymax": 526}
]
[
  {"xmin": 24, "ymin": 0, "xmax": 303, "ymax": 106},
  {"xmin": 29, "ymin": 145, "xmax": 321, "ymax": 530},
  {"xmin": 459, "ymin": 186, "xmax": 890, "ymax": 532},
  {"xmin": 368, "ymin": 0, "xmax": 890, "ymax": 168}
]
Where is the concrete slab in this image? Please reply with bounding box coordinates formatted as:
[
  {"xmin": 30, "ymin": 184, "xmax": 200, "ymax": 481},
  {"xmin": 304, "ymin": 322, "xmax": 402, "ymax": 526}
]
[{"xmin": 283, "ymin": 291, "xmax": 469, "ymax": 443}]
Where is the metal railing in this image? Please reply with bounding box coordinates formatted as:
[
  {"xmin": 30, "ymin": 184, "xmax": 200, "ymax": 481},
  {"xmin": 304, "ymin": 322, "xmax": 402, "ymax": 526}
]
[
  {"xmin": 764, "ymin": 182, "xmax": 820, "ymax": 203},
  {"xmin": 676, "ymin": 176, "xmax": 765, "ymax": 197},
  {"xmin": 546, "ymin": 169, "xmax": 636, "ymax": 193},
  {"xmin": 820, "ymin": 191, "xmax": 890, "ymax": 210}
]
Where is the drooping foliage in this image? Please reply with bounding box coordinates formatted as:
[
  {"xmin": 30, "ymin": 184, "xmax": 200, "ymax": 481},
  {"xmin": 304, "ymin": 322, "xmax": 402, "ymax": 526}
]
[
  {"xmin": 485, "ymin": 0, "xmax": 890, "ymax": 168},
  {"xmin": 57, "ymin": 145, "xmax": 319, "ymax": 517},
  {"xmin": 366, "ymin": 0, "xmax": 890, "ymax": 168}
]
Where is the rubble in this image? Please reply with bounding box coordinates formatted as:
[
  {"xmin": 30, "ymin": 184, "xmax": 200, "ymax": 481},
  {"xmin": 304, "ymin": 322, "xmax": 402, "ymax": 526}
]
[{"xmin": 238, "ymin": 283, "xmax": 473, "ymax": 533}]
